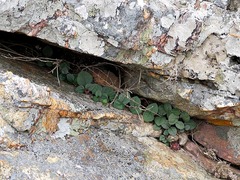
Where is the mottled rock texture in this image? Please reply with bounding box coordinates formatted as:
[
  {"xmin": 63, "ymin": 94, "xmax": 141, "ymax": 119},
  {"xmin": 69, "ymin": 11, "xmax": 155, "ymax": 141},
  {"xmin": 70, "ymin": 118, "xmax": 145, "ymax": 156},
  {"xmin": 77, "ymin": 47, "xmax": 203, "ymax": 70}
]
[
  {"xmin": 0, "ymin": 58, "xmax": 215, "ymax": 179},
  {"xmin": 0, "ymin": 0, "xmax": 239, "ymax": 125},
  {"xmin": 194, "ymin": 122, "xmax": 240, "ymax": 166}
]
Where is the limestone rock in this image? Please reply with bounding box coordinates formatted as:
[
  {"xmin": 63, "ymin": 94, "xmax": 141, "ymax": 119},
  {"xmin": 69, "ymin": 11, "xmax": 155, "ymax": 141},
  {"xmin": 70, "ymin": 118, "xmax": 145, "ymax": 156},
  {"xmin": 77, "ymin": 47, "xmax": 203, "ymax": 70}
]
[
  {"xmin": 0, "ymin": 0, "xmax": 239, "ymax": 125},
  {"xmin": 0, "ymin": 58, "xmax": 216, "ymax": 179}
]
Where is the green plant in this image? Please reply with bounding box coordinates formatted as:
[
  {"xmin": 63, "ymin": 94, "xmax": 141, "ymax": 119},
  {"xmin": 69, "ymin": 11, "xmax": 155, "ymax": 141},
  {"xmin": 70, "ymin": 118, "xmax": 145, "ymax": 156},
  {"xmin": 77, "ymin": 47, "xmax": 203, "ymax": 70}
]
[
  {"xmin": 113, "ymin": 92, "xmax": 130, "ymax": 110},
  {"xmin": 48, "ymin": 62, "xmax": 197, "ymax": 146},
  {"xmin": 75, "ymin": 71, "xmax": 93, "ymax": 93},
  {"xmin": 143, "ymin": 103, "xmax": 196, "ymax": 144},
  {"xmin": 129, "ymin": 96, "xmax": 142, "ymax": 114}
]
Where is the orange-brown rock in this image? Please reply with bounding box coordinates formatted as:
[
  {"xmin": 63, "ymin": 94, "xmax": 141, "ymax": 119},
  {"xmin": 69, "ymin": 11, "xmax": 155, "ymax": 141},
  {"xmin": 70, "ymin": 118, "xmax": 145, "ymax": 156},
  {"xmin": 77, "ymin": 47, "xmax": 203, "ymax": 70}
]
[{"xmin": 193, "ymin": 122, "xmax": 240, "ymax": 166}]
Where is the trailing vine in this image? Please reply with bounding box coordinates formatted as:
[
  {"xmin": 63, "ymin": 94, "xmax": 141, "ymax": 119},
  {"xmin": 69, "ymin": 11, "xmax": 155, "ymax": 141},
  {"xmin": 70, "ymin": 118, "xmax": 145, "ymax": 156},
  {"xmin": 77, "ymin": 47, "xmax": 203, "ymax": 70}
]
[{"xmin": 39, "ymin": 60, "xmax": 197, "ymax": 147}]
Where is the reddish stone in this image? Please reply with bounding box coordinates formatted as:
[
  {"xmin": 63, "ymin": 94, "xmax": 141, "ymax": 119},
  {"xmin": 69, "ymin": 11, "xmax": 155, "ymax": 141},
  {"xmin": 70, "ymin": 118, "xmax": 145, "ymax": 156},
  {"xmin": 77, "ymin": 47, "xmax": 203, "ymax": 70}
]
[{"xmin": 193, "ymin": 122, "xmax": 240, "ymax": 165}]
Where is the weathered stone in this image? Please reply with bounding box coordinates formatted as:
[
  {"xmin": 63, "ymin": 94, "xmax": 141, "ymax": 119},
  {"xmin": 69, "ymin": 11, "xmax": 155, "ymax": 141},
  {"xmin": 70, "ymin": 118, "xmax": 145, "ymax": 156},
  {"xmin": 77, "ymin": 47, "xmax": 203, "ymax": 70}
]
[
  {"xmin": 193, "ymin": 122, "xmax": 240, "ymax": 166},
  {"xmin": 184, "ymin": 141, "xmax": 240, "ymax": 180},
  {"xmin": 0, "ymin": 0, "xmax": 239, "ymax": 125},
  {"xmin": 0, "ymin": 57, "xmax": 216, "ymax": 179}
]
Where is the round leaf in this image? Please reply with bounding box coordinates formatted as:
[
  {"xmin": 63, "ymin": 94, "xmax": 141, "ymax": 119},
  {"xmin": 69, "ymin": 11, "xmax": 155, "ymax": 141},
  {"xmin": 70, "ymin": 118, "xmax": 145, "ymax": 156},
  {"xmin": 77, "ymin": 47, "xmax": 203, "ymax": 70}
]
[
  {"xmin": 117, "ymin": 93, "xmax": 130, "ymax": 105},
  {"xmin": 163, "ymin": 129, "xmax": 169, "ymax": 136},
  {"xmin": 168, "ymin": 127, "xmax": 177, "ymax": 136},
  {"xmin": 102, "ymin": 87, "xmax": 116, "ymax": 101},
  {"xmin": 75, "ymin": 85, "xmax": 84, "ymax": 94},
  {"xmin": 171, "ymin": 108, "xmax": 181, "ymax": 116},
  {"xmin": 168, "ymin": 113, "xmax": 179, "ymax": 125},
  {"xmin": 86, "ymin": 84, "xmax": 102, "ymax": 97},
  {"xmin": 101, "ymin": 98, "xmax": 108, "ymax": 105},
  {"xmin": 59, "ymin": 62, "xmax": 70, "ymax": 74},
  {"xmin": 163, "ymin": 103, "xmax": 172, "ymax": 113},
  {"xmin": 59, "ymin": 73, "xmax": 66, "ymax": 81},
  {"xmin": 143, "ymin": 111, "xmax": 154, "ymax": 122},
  {"xmin": 184, "ymin": 124, "xmax": 191, "ymax": 131},
  {"xmin": 95, "ymin": 89, "xmax": 102, "ymax": 97},
  {"xmin": 130, "ymin": 96, "xmax": 141, "ymax": 107},
  {"xmin": 180, "ymin": 111, "xmax": 190, "ymax": 122},
  {"xmin": 66, "ymin": 74, "xmax": 75, "ymax": 84},
  {"xmin": 185, "ymin": 120, "xmax": 197, "ymax": 130},
  {"xmin": 153, "ymin": 124, "xmax": 161, "ymax": 131},
  {"xmin": 92, "ymin": 96, "xmax": 100, "ymax": 102},
  {"xmin": 113, "ymin": 100, "xmax": 125, "ymax": 110},
  {"xmin": 175, "ymin": 121, "xmax": 185, "ymax": 130},
  {"xmin": 158, "ymin": 105, "xmax": 166, "ymax": 116},
  {"xmin": 154, "ymin": 116, "xmax": 167, "ymax": 126},
  {"xmin": 159, "ymin": 135, "xmax": 166, "ymax": 142},
  {"xmin": 76, "ymin": 71, "xmax": 93, "ymax": 86},
  {"xmin": 129, "ymin": 107, "xmax": 142, "ymax": 115},
  {"xmin": 161, "ymin": 121, "xmax": 170, "ymax": 129},
  {"xmin": 60, "ymin": 66, "xmax": 69, "ymax": 74},
  {"xmin": 146, "ymin": 103, "xmax": 158, "ymax": 114}
]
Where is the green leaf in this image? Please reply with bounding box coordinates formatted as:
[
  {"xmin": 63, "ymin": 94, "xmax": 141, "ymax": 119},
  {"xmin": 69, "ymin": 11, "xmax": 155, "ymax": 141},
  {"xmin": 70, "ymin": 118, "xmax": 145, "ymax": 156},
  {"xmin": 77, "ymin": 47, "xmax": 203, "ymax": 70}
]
[
  {"xmin": 185, "ymin": 120, "xmax": 197, "ymax": 130},
  {"xmin": 164, "ymin": 103, "xmax": 172, "ymax": 113},
  {"xmin": 101, "ymin": 98, "xmax": 108, "ymax": 105},
  {"xmin": 179, "ymin": 129, "xmax": 185, "ymax": 133},
  {"xmin": 153, "ymin": 124, "xmax": 161, "ymax": 131},
  {"xmin": 184, "ymin": 124, "xmax": 190, "ymax": 131},
  {"xmin": 161, "ymin": 121, "xmax": 170, "ymax": 129},
  {"xmin": 129, "ymin": 107, "xmax": 142, "ymax": 115},
  {"xmin": 168, "ymin": 113, "xmax": 179, "ymax": 125},
  {"xmin": 143, "ymin": 111, "xmax": 154, "ymax": 122},
  {"xmin": 95, "ymin": 89, "xmax": 102, "ymax": 97},
  {"xmin": 180, "ymin": 111, "xmax": 190, "ymax": 122},
  {"xmin": 92, "ymin": 96, "xmax": 100, "ymax": 102},
  {"xmin": 175, "ymin": 121, "xmax": 185, "ymax": 130},
  {"xmin": 59, "ymin": 73, "xmax": 66, "ymax": 81},
  {"xmin": 158, "ymin": 105, "xmax": 166, "ymax": 116},
  {"xmin": 172, "ymin": 108, "xmax": 181, "ymax": 116},
  {"xmin": 168, "ymin": 127, "xmax": 177, "ymax": 136},
  {"xmin": 76, "ymin": 71, "xmax": 93, "ymax": 87},
  {"xmin": 60, "ymin": 62, "xmax": 70, "ymax": 74},
  {"xmin": 75, "ymin": 85, "xmax": 84, "ymax": 94},
  {"xmin": 113, "ymin": 100, "xmax": 125, "ymax": 110},
  {"xmin": 61, "ymin": 67, "xmax": 69, "ymax": 74},
  {"xmin": 129, "ymin": 96, "xmax": 142, "ymax": 114},
  {"xmin": 130, "ymin": 96, "xmax": 141, "ymax": 107},
  {"xmin": 163, "ymin": 130, "xmax": 169, "ymax": 136},
  {"xmin": 154, "ymin": 116, "xmax": 167, "ymax": 126},
  {"xmin": 117, "ymin": 93, "xmax": 130, "ymax": 105},
  {"xmin": 146, "ymin": 103, "xmax": 158, "ymax": 114},
  {"xmin": 102, "ymin": 87, "xmax": 116, "ymax": 101},
  {"xmin": 159, "ymin": 135, "xmax": 166, "ymax": 142},
  {"xmin": 86, "ymin": 84, "xmax": 102, "ymax": 94},
  {"xmin": 66, "ymin": 74, "xmax": 75, "ymax": 84}
]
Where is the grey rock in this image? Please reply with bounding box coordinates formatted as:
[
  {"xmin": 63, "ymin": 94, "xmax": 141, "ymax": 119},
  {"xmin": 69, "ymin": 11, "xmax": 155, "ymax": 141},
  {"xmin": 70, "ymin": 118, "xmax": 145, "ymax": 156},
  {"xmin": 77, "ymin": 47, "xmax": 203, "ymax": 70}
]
[
  {"xmin": 0, "ymin": 58, "xmax": 215, "ymax": 179},
  {"xmin": 0, "ymin": 1, "xmax": 239, "ymax": 124}
]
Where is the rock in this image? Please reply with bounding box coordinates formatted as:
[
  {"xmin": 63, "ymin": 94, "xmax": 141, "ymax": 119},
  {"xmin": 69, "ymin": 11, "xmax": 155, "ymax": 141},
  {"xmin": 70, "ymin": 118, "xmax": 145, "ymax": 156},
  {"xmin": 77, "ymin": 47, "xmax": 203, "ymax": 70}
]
[
  {"xmin": 0, "ymin": 58, "xmax": 215, "ymax": 179},
  {"xmin": 193, "ymin": 122, "xmax": 240, "ymax": 166},
  {"xmin": 184, "ymin": 141, "xmax": 240, "ymax": 180},
  {"xmin": 0, "ymin": 0, "xmax": 239, "ymax": 125}
]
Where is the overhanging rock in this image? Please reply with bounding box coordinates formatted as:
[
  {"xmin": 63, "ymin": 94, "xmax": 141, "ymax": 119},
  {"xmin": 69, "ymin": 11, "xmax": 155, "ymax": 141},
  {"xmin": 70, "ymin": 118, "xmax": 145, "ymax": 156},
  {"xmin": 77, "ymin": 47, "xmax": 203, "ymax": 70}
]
[
  {"xmin": 0, "ymin": 58, "xmax": 216, "ymax": 179},
  {"xmin": 0, "ymin": 0, "xmax": 239, "ymax": 125}
]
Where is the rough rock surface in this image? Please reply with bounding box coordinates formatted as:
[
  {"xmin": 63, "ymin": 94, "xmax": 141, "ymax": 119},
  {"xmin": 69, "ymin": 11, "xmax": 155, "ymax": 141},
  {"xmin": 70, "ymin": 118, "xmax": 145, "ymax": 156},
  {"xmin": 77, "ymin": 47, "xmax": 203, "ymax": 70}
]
[
  {"xmin": 0, "ymin": 0, "xmax": 239, "ymax": 125},
  {"xmin": 194, "ymin": 122, "xmax": 240, "ymax": 166},
  {"xmin": 0, "ymin": 58, "xmax": 215, "ymax": 179}
]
